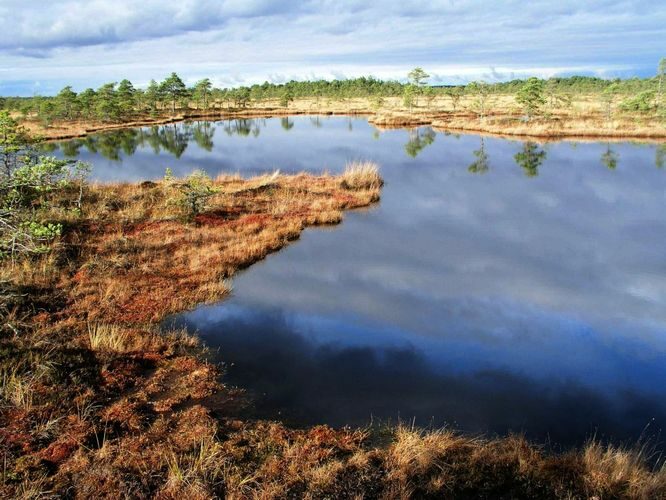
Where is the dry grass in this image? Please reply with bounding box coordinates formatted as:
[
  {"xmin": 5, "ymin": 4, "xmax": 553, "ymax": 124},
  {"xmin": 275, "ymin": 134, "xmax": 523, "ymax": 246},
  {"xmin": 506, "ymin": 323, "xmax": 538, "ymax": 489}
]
[
  {"xmin": 0, "ymin": 367, "xmax": 36, "ymax": 411},
  {"xmin": 87, "ymin": 323, "xmax": 132, "ymax": 352},
  {"xmin": 341, "ymin": 161, "xmax": 383, "ymax": 190},
  {"xmin": 0, "ymin": 169, "xmax": 383, "ymax": 498},
  {"xmin": 583, "ymin": 440, "xmax": 666, "ymax": 499},
  {"xmin": 162, "ymin": 438, "xmax": 226, "ymax": 498},
  {"xmin": 2, "ymin": 167, "xmax": 665, "ymax": 498},
  {"xmin": 22, "ymin": 93, "xmax": 666, "ymax": 142},
  {"xmin": 67, "ymin": 171, "xmax": 379, "ymax": 324}
]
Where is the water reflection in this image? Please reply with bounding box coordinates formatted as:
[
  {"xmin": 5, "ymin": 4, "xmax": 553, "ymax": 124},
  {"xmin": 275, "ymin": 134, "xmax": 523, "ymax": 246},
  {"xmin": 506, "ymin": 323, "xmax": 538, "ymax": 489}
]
[
  {"xmin": 468, "ymin": 138, "xmax": 489, "ymax": 174},
  {"xmin": 657, "ymin": 144, "xmax": 666, "ymax": 169},
  {"xmin": 51, "ymin": 117, "xmax": 666, "ymax": 447},
  {"xmin": 174, "ymin": 303, "xmax": 666, "ymax": 445},
  {"xmin": 601, "ymin": 144, "xmax": 619, "ymax": 170},
  {"xmin": 513, "ymin": 141, "xmax": 547, "ymax": 177},
  {"xmin": 280, "ymin": 117, "xmax": 294, "ymax": 131},
  {"xmin": 223, "ymin": 119, "xmax": 261, "ymax": 138},
  {"xmin": 43, "ymin": 120, "xmax": 265, "ymax": 161},
  {"xmin": 404, "ymin": 127, "xmax": 436, "ymax": 157},
  {"xmin": 191, "ymin": 121, "xmax": 215, "ymax": 151}
]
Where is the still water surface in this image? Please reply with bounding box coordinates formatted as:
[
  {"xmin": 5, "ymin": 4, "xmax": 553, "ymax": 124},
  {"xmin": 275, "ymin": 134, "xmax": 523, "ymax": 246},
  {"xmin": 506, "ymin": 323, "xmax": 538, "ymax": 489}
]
[{"xmin": 52, "ymin": 117, "xmax": 666, "ymax": 446}]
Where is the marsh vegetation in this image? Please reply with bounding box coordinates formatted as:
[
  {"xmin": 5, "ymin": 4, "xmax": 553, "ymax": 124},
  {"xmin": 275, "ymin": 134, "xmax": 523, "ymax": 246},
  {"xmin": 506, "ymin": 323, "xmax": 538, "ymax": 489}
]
[
  {"xmin": 1, "ymin": 111, "xmax": 665, "ymax": 497},
  {"xmin": 3, "ymin": 61, "xmax": 666, "ymax": 142}
]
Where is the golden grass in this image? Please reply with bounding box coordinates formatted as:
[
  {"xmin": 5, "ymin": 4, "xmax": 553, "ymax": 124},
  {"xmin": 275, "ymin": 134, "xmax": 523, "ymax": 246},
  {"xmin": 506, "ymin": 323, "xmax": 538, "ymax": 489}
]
[
  {"xmin": 341, "ymin": 161, "xmax": 383, "ymax": 190},
  {"xmin": 87, "ymin": 323, "xmax": 132, "ymax": 352},
  {"xmin": 3, "ymin": 167, "xmax": 666, "ymax": 499},
  {"xmin": 0, "ymin": 169, "xmax": 383, "ymax": 498},
  {"xmin": 0, "ymin": 367, "xmax": 36, "ymax": 411},
  {"xmin": 162, "ymin": 438, "xmax": 226, "ymax": 498},
  {"xmin": 583, "ymin": 440, "xmax": 666, "ymax": 499},
  {"xmin": 23, "ymin": 93, "xmax": 666, "ymax": 142},
  {"xmin": 68, "ymin": 171, "xmax": 380, "ymax": 324}
]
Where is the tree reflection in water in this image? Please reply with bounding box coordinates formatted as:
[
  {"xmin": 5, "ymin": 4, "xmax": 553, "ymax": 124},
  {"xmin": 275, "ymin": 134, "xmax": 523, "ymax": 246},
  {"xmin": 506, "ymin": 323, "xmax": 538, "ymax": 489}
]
[
  {"xmin": 405, "ymin": 127, "xmax": 436, "ymax": 158},
  {"xmin": 514, "ymin": 141, "xmax": 546, "ymax": 177},
  {"xmin": 47, "ymin": 119, "xmax": 269, "ymax": 161},
  {"xmin": 468, "ymin": 138, "xmax": 490, "ymax": 174},
  {"xmin": 601, "ymin": 144, "xmax": 619, "ymax": 170}
]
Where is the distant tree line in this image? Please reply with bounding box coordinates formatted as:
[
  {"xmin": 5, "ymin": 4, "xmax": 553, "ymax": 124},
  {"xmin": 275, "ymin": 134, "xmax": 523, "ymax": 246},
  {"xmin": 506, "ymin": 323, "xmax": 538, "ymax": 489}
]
[{"xmin": 1, "ymin": 59, "xmax": 664, "ymax": 125}]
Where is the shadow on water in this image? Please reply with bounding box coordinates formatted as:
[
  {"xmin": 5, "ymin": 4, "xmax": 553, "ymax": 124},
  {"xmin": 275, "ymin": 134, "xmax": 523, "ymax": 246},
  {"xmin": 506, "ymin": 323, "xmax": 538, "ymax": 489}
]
[{"xmin": 169, "ymin": 304, "xmax": 666, "ymax": 448}]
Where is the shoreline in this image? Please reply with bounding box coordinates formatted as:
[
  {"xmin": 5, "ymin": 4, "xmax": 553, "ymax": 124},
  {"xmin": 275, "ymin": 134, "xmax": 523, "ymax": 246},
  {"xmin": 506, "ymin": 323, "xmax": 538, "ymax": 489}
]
[
  {"xmin": 26, "ymin": 108, "xmax": 372, "ymax": 141},
  {"xmin": 2, "ymin": 164, "xmax": 665, "ymax": 497},
  {"xmin": 22, "ymin": 103, "xmax": 666, "ymax": 144}
]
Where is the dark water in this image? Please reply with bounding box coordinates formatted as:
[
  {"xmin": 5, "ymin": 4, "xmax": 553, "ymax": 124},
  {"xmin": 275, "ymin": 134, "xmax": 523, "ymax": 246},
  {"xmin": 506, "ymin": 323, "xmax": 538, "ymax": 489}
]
[{"xmin": 53, "ymin": 117, "xmax": 666, "ymax": 447}]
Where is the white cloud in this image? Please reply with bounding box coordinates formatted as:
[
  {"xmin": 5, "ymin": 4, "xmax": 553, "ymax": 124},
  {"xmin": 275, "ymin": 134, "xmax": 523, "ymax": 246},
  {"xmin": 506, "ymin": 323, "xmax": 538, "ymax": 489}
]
[{"xmin": 0, "ymin": 0, "xmax": 664, "ymax": 94}]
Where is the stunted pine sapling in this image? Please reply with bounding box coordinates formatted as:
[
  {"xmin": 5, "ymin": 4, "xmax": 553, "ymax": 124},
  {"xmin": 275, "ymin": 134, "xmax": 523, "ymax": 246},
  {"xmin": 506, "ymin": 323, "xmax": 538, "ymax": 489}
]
[
  {"xmin": 516, "ymin": 77, "xmax": 546, "ymax": 121},
  {"xmin": 178, "ymin": 170, "xmax": 217, "ymax": 218}
]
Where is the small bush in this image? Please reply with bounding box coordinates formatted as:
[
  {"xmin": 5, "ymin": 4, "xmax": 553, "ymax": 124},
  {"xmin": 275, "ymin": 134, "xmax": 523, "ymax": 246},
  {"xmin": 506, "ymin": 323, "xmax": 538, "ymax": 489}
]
[
  {"xmin": 620, "ymin": 90, "xmax": 656, "ymax": 113},
  {"xmin": 178, "ymin": 170, "xmax": 217, "ymax": 218}
]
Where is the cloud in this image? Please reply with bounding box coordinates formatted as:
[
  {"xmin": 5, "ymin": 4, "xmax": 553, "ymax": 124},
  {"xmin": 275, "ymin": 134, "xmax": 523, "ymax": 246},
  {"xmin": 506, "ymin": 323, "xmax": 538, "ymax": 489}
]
[
  {"xmin": 0, "ymin": 1, "xmax": 664, "ymax": 95},
  {"xmin": 0, "ymin": 0, "xmax": 303, "ymax": 50}
]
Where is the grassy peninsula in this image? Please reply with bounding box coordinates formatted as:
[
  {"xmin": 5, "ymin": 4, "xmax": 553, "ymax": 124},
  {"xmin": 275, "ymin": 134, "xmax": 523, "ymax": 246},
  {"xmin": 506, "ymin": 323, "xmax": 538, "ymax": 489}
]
[{"xmin": 1, "ymin": 111, "xmax": 665, "ymax": 498}]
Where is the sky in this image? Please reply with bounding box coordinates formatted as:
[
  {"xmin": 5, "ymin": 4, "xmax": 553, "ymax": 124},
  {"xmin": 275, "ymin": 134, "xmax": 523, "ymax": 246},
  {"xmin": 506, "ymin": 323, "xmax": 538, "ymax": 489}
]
[{"xmin": 0, "ymin": 0, "xmax": 664, "ymax": 96}]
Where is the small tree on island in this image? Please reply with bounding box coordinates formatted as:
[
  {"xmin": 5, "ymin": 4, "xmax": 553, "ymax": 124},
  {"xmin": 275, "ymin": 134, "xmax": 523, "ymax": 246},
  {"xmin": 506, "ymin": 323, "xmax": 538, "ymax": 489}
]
[
  {"xmin": 408, "ymin": 67, "xmax": 430, "ymax": 87},
  {"xmin": 407, "ymin": 67, "xmax": 430, "ymax": 107},
  {"xmin": 280, "ymin": 89, "xmax": 294, "ymax": 108},
  {"xmin": 402, "ymin": 84, "xmax": 416, "ymax": 110},
  {"xmin": 467, "ymin": 81, "xmax": 491, "ymax": 120},
  {"xmin": 601, "ymin": 82, "xmax": 621, "ymax": 123},
  {"xmin": 515, "ymin": 77, "xmax": 546, "ymax": 120},
  {"xmin": 144, "ymin": 79, "xmax": 163, "ymax": 114},
  {"xmin": 55, "ymin": 86, "xmax": 78, "ymax": 120},
  {"xmin": 446, "ymin": 87, "xmax": 464, "ymax": 112},
  {"xmin": 78, "ymin": 88, "xmax": 97, "ymax": 119},
  {"xmin": 116, "ymin": 79, "xmax": 137, "ymax": 119}
]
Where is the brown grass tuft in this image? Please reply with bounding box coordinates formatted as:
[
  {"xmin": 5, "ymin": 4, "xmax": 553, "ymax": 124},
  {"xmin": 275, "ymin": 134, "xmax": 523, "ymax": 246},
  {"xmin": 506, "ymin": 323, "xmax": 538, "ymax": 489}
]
[
  {"xmin": 583, "ymin": 440, "xmax": 666, "ymax": 499},
  {"xmin": 341, "ymin": 161, "xmax": 383, "ymax": 190},
  {"xmin": 0, "ymin": 367, "xmax": 37, "ymax": 411}
]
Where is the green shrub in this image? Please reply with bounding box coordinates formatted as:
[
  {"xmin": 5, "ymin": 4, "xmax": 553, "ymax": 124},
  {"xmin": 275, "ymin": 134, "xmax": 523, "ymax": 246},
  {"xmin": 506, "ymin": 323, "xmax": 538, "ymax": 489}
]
[
  {"xmin": 620, "ymin": 90, "xmax": 656, "ymax": 113},
  {"xmin": 178, "ymin": 170, "xmax": 217, "ymax": 218}
]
